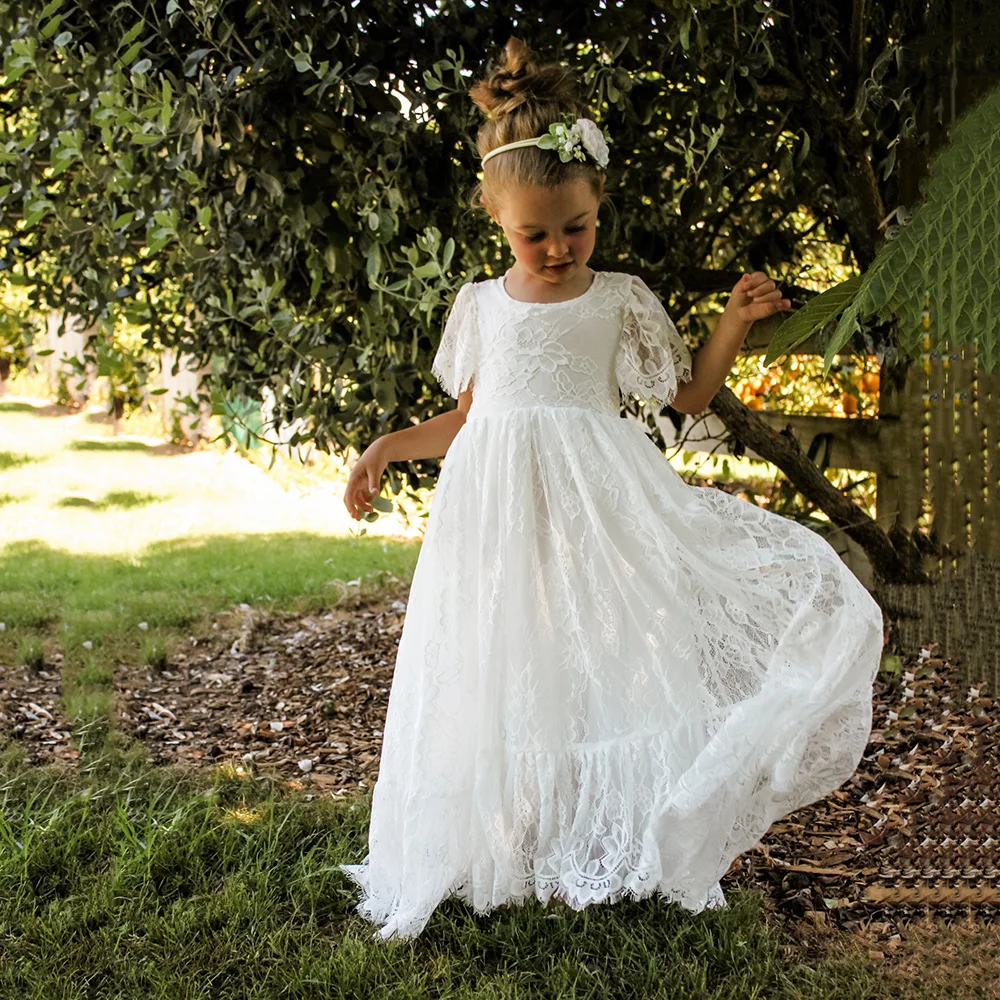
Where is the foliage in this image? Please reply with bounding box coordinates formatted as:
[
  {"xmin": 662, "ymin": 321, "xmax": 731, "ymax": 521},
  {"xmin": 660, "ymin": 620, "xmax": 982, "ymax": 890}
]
[
  {"xmin": 762, "ymin": 84, "xmax": 1000, "ymax": 376},
  {"xmin": 0, "ymin": 0, "xmax": 997, "ymax": 496},
  {"xmin": 0, "ymin": 290, "xmax": 40, "ymax": 379}
]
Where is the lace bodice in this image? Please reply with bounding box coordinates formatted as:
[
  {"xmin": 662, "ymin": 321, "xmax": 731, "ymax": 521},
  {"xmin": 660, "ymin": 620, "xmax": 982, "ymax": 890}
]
[{"xmin": 431, "ymin": 270, "xmax": 694, "ymax": 419}]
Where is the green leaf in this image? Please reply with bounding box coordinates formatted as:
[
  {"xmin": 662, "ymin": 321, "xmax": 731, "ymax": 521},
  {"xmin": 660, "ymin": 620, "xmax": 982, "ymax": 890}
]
[
  {"xmin": 120, "ymin": 40, "xmax": 141, "ymax": 66},
  {"xmin": 823, "ymin": 298, "xmax": 862, "ymax": 377},
  {"xmin": 763, "ymin": 274, "xmax": 862, "ymax": 365},
  {"xmin": 119, "ymin": 19, "xmax": 145, "ymax": 50},
  {"xmin": 40, "ymin": 15, "xmax": 63, "ymax": 40},
  {"xmin": 366, "ymin": 243, "xmax": 381, "ymax": 280},
  {"xmin": 258, "ymin": 172, "xmax": 282, "ymax": 199}
]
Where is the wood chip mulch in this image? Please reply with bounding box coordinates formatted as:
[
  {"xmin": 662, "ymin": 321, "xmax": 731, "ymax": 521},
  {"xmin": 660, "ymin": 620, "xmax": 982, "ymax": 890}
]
[{"xmin": 3, "ymin": 585, "xmax": 999, "ymax": 951}]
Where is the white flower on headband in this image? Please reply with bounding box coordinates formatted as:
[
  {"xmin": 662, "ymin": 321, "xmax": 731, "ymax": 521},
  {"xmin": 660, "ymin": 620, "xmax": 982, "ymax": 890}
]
[
  {"xmin": 536, "ymin": 116, "xmax": 611, "ymax": 168},
  {"xmin": 576, "ymin": 119, "xmax": 610, "ymax": 168}
]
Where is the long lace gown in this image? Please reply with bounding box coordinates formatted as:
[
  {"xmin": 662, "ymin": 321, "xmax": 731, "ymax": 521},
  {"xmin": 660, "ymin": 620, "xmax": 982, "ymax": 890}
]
[{"xmin": 340, "ymin": 269, "xmax": 884, "ymax": 941}]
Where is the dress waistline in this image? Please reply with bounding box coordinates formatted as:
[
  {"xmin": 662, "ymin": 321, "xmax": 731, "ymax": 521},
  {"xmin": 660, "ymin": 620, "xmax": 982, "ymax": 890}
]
[{"xmin": 465, "ymin": 400, "xmax": 622, "ymax": 422}]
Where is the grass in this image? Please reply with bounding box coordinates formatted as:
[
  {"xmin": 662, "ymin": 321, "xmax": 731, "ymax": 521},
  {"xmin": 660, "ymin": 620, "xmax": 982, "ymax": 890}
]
[
  {"xmin": 0, "ymin": 746, "xmax": 898, "ymax": 1000},
  {"xmin": 54, "ymin": 490, "xmax": 167, "ymax": 510},
  {"xmin": 0, "ymin": 449, "xmax": 38, "ymax": 471}
]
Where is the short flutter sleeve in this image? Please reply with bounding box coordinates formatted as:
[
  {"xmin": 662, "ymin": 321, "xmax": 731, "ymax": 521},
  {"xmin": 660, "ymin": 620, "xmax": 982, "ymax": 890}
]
[
  {"xmin": 615, "ymin": 274, "xmax": 693, "ymax": 408},
  {"xmin": 430, "ymin": 281, "xmax": 480, "ymax": 398}
]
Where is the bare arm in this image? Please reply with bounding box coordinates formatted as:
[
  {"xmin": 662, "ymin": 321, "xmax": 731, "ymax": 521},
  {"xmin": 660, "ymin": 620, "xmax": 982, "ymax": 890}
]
[
  {"xmin": 378, "ymin": 385, "xmax": 474, "ymax": 462},
  {"xmin": 344, "ymin": 385, "xmax": 474, "ymax": 519},
  {"xmin": 670, "ymin": 307, "xmax": 752, "ymax": 414},
  {"xmin": 670, "ymin": 272, "xmax": 791, "ymax": 414}
]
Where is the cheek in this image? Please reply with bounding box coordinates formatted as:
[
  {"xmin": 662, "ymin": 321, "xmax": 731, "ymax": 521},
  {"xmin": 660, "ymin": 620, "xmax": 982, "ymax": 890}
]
[{"xmin": 519, "ymin": 240, "xmax": 546, "ymax": 261}]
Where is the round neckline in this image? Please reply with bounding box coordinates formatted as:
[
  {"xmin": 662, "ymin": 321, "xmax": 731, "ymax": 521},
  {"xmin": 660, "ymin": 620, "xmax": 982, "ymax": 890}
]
[{"xmin": 499, "ymin": 268, "xmax": 600, "ymax": 306}]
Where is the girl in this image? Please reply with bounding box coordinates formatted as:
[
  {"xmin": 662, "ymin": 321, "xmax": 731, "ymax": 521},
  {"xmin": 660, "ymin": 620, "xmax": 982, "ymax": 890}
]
[{"xmin": 341, "ymin": 38, "xmax": 883, "ymax": 942}]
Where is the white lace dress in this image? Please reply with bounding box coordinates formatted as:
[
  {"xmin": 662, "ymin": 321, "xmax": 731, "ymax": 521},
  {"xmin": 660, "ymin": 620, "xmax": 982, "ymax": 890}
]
[{"xmin": 340, "ymin": 269, "xmax": 884, "ymax": 941}]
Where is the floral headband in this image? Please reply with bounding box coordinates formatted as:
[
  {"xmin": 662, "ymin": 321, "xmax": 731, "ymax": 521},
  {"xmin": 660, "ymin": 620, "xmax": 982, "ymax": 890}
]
[{"xmin": 481, "ymin": 116, "xmax": 611, "ymax": 169}]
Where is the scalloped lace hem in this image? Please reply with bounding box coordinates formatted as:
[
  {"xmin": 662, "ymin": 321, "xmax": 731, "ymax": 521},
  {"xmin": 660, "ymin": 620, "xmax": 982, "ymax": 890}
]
[{"xmin": 338, "ymin": 860, "xmax": 728, "ymax": 941}]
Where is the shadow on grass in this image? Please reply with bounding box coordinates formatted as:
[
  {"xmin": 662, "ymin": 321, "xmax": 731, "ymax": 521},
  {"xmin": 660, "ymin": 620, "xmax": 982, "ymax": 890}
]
[
  {"xmin": 68, "ymin": 440, "xmax": 153, "ymax": 453},
  {"xmin": 0, "ymin": 400, "xmax": 81, "ymax": 418},
  {"xmin": 56, "ymin": 491, "xmax": 167, "ymax": 511},
  {"xmin": 0, "ymin": 450, "xmax": 40, "ymax": 471},
  {"xmin": 68, "ymin": 438, "xmax": 194, "ymax": 457},
  {"xmin": 0, "ymin": 532, "xmax": 421, "ymax": 630}
]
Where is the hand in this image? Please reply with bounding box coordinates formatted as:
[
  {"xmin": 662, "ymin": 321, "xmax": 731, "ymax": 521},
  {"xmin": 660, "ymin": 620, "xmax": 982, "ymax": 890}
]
[
  {"xmin": 344, "ymin": 439, "xmax": 389, "ymax": 521},
  {"xmin": 726, "ymin": 271, "xmax": 792, "ymax": 325}
]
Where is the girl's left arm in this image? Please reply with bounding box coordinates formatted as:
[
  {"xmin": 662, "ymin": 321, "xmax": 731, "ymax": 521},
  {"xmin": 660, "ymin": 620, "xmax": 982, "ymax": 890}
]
[{"xmin": 671, "ymin": 271, "xmax": 792, "ymax": 414}]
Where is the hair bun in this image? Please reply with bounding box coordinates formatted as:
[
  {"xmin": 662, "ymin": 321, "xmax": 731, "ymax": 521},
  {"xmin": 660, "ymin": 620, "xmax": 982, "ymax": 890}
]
[{"xmin": 469, "ymin": 37, "xmax": 579, "ymax": 119}]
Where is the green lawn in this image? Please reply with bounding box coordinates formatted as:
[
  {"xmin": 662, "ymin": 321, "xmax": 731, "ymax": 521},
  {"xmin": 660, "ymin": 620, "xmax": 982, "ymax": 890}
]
[
  {"xmin": 0, "ymin": 396, "xmax": 421, "ymax": 701},
  {"xmin": 0, "ymin": 752, "xmax": 901, "ymax": 1000}
]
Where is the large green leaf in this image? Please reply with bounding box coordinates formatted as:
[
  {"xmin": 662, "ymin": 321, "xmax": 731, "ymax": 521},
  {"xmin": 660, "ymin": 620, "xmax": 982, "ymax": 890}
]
[
  {"xmin": 825, "ymin": 82, "xmax": 1000, "ymax": 374},
  {"xmin": 763, "ymin": 274, "xmax": 862, "ymax": 366}
]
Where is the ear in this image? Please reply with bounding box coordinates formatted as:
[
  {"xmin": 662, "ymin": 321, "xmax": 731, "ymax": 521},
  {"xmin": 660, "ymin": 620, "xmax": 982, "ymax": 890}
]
[{"xmin": 483, "ymin": 199, "xmax": 503, "ymax": 226}]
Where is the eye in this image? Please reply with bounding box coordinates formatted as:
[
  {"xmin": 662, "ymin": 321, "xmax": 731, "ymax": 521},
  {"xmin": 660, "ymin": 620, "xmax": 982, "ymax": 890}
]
[{"xmin": 525, "ymin": 225, "xmax": 586, "ymax": 243}]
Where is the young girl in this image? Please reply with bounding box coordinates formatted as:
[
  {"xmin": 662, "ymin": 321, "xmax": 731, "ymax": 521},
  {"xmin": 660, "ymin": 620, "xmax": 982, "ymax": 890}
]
[{"xmin": 340, "ymin": 38, "xmax": 884, "ymax": 942}]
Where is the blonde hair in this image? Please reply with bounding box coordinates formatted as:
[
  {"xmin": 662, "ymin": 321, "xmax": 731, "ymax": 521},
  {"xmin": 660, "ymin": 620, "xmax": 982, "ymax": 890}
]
[{"xmin": 467, "ymin": 37, "xmax": 606, "ymax": 213}]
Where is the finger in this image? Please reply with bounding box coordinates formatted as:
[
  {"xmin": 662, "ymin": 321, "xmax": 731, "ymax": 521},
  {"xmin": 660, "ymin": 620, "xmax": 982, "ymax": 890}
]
[
  {"xmin": 752, "ymin": 288, "xmax": 783, "ymax": 303},
  {"xmin": 749, "ymin": 281, "xmax": 776, "ymax": 297},
  {"xmin": 760, "ymin": 300, "xmax": 792, "ymax": 315}
]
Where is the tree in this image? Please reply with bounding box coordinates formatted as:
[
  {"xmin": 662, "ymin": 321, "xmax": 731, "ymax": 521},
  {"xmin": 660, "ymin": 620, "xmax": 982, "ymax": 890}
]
[{"xmin": 1, "ymin": 0, "xmax": 997, "ymax": 581}]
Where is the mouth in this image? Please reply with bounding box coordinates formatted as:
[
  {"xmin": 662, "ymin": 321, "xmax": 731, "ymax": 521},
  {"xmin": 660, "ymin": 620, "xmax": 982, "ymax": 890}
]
[{"xmin": 546, "ymin": 262, "xmax": 574, "ymax": 273}]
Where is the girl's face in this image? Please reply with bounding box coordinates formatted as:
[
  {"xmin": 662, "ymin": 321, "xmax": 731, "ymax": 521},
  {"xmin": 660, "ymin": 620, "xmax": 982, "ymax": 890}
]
[{"xmin": 487, "ymin": 177, "xmax": 603, "ymax": 289}]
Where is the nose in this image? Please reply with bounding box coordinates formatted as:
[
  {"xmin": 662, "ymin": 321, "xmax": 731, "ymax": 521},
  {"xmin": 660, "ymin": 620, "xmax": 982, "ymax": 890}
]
[{"xmin": 548, "ymin": 236, "xmax": 569, "ymax": 259}]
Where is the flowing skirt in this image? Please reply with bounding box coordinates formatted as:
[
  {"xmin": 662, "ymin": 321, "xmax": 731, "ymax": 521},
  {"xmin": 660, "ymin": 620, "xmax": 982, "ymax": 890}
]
[{"xmin": 340, "ymin": 404, "xmax": 883, "ymax": 940}]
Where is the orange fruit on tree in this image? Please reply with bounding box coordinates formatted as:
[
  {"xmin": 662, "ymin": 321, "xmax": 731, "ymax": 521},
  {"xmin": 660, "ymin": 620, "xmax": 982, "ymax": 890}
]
[
  {"xmin": 746, "ymin": 396, "xmax": 765, "ymax": 410},
  {"xmin": 862, "ymin": 372, "xmax": 880, "ymax": 393},
  {"xmin": 842, "ymin": 392, "xmax": 859, "ymax": 415}
]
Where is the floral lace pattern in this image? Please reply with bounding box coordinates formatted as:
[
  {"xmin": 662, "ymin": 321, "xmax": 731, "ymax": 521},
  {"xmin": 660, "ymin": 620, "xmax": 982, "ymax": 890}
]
[{"xmin": 342, "ymin": 270, "xmax": 884, "ymax": 941}]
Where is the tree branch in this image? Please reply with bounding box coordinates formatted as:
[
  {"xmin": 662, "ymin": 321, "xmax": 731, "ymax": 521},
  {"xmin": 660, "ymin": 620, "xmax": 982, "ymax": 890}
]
[{"xmin": 707, "ymin": 385, "xmax": 927, "ymax": 583}]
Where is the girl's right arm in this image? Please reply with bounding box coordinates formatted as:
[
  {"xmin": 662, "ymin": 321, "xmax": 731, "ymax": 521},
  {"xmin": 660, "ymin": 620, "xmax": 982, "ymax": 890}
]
[{"xmin": 344, "ymin": 387, "xmax": 474, "ymax": 520}]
